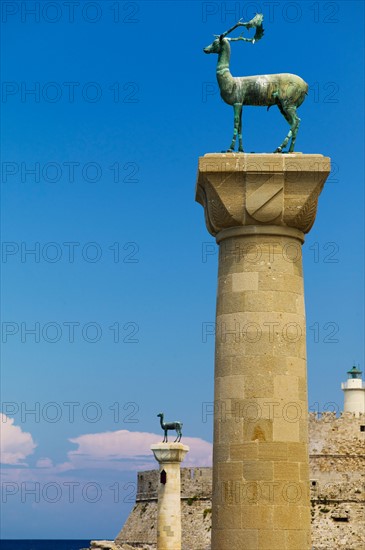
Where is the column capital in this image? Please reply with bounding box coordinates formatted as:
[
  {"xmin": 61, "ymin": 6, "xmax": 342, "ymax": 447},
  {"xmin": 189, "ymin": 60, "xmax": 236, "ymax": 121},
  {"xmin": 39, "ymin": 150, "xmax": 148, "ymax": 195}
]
[
  {"xmin": 151, "ymin": 443, "xmax": 189, "ymax": 464},
  {"xmin": 196, "ymin": 153, "xmax": 331, "ymax": 237}
]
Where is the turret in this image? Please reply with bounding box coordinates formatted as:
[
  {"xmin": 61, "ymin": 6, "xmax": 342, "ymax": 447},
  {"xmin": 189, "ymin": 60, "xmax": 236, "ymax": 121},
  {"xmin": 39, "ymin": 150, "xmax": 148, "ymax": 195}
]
[{"xmin": 341, "ymin": 365, "xmax": 365, "ymax": 414}]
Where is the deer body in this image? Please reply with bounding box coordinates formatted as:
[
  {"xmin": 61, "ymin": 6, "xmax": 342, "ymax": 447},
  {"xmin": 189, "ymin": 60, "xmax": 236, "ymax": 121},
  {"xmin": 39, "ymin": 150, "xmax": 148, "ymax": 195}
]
[
  {"xmin": 157, "ymin": 412, "xmax": 183, "ymax": 443},
  {"xmin": 204, "ymin": 17, "xmax": 308, "ymax": 152}
]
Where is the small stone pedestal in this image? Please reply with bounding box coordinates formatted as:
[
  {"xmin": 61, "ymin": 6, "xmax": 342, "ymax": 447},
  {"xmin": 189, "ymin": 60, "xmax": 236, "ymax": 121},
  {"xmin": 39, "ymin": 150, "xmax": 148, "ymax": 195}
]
[
  {"xmin": 151, "ymin": 443, "xmax": 189, "ymax": 550},
  {"xmin": 196, "ymin": 153, "xmax": 331, "ymax": 550}
]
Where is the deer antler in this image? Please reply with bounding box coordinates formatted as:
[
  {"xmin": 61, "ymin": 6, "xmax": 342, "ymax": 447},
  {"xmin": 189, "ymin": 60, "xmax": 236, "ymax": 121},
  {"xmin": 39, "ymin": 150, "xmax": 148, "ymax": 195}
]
[{"xmin": 220, "ymin": 13, "xmax": 264, "ymax": 44}]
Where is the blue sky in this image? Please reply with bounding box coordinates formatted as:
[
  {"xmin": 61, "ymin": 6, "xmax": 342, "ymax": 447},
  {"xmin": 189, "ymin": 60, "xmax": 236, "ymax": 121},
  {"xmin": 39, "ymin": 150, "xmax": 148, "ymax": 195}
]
[{"xmin": 1, "ymin": 0, "xmax": 364, "ymax": 540}]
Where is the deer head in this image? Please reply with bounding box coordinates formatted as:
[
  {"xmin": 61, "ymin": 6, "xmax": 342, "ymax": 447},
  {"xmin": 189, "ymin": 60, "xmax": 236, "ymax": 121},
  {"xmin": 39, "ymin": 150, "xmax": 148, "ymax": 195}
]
[{"xmin": 203, "ymin": 36, "xmax": 224, "ymax": 55}]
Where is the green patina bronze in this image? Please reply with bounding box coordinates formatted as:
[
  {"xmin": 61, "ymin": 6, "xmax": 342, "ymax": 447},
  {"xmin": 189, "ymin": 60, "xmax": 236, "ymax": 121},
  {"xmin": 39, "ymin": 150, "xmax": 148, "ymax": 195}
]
[
  {"xmin": 157, "ymin": 413, "xmax": 183, "ymax": 443},
  {"xmin": 203, "ymin": 14, "xmax": 308, "ymax": 153}
]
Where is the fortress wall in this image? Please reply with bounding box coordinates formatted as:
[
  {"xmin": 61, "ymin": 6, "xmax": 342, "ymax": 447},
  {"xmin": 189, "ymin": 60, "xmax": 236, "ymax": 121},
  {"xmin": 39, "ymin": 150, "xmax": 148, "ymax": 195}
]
[
  {"xmin": 309, "ymin": 412, "xmax": 365, "ymax": 457},
  {"xmin": 309, "ymin": 412, "xmax": 365, "ymax": 481},
  {"xmin": 115, "ymin": 499, "xmax": 211, "ymax": 550},
  {"xmin": 308, "ymin": 413, "xmax": 365, "ymax": 550},
  {"xmin": 136, "ymin": 467, "xmax": 212, "ymax": 502}
]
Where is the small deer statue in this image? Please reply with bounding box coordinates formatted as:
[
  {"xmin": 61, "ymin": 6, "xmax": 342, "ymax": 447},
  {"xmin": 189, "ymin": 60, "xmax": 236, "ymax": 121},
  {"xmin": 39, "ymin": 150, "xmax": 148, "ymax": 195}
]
[
  {"xmin": 157, "ymin": 412, "xmax": 183, "ymax": 443},
  {"xmin": 203, "ymin": 14, "xmax": 308, "ymax": 153}
]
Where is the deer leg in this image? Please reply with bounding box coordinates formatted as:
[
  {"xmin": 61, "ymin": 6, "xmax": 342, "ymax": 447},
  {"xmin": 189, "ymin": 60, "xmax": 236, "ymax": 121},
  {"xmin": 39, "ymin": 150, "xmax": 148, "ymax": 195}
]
[
  {"xmin": 238, "ymin": 106, "xmax": 244, "ymax": 153},
  {"xmin": 227, "ymin": 104, "xmax": 242, "ymax": 152},
  {"xmin": 274, "ymin": 103, "xmax": 295, "ymax": 153},
  {"xmin": 288, "ymin": 109, "xmax": 301, "ymax": 152}
]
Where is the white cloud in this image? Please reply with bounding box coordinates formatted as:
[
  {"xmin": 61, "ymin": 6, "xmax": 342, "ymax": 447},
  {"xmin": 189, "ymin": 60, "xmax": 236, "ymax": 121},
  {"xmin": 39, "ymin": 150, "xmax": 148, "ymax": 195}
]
[
  {"xmin": 68, "ymin": 430, "xmax": 212, "ymax": 471},
  {"xmin": 35, "ymin": 457, "xmax": 53, "ymax": 468},
  {"xmin": 0, "ymin": 426, "xmax": 212, "ymax": 502},
  {"xmin": 0, "ymin": 421, "xmax": 212, "ymax": 480},
  {"xmin": 0, "ymin": 414, "xmax": 37, "ymax": 465}
]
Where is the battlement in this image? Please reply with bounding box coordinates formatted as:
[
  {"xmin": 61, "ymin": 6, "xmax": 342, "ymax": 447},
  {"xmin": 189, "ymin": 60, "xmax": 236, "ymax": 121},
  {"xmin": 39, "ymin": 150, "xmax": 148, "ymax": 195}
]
[
  {"xmin": 309, "ymin": 411, "xmax": 365, "ymax": 422},
  {"xmin": 137, "ymin": 467, "xmax": 212, "ymax": 501}
]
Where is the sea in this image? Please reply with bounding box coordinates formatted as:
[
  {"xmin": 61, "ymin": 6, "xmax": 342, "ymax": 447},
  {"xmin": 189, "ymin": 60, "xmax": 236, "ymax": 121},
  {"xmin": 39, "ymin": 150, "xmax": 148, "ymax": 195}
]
[{"xmin": 0, "ymin": 542, "xmax": 91, "ymax": 550}]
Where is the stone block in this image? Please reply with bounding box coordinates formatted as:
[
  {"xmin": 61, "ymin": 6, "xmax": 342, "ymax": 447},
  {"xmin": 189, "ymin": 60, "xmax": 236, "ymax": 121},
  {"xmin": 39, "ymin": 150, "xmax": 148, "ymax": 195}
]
[
  {"xmin": 285, "ymin": 529, "xmax": 311, "ymax": 550},
  {"xmin": 242, "ymin": 418, "xmax": 274, "ymax": 442},
  {"xmin": 258, "ymin": 442, "xmax": 289, "ymax": 461},
  {"xmin": 287, "ymin": 442, "xmax": 308, "ymax": 462},
  {"xmin": 212, "ymin": 528, "xmax": 258, "ymax": 550},
  {"xmin": 230, "ymin": 442, "xmax": 258, "ymax": 461},
  {"xmin": 274, "ymin": 505, "xmax": 304, "ymax": 529},
  {"xmin": 273, "ymin": 416, "xmax": 300, "ymax": 442},
  {"xmin": 242, "ymin": 460, "xmax": 274, "ymax": 481},
  {"xmin": 274, "ymin": 462, "xmax": 300, "ymax": 481},
  {"xmin": 258, "ymin": 528, "xmax": 287, "ymax": 549},
  {"xmin": 232, "ymin": 271, "xmax": 259, "ymax": 292},
  {"xmin": 241, "ymin": 504, "xmax": 273, "ymax": 529},
  {"xmin": 218, "ymin": 461, "xmax": 243, "ymax": 481},
  {"xmin": 216, "ymin": 504, "xmax": 242, "ymax": 529}
]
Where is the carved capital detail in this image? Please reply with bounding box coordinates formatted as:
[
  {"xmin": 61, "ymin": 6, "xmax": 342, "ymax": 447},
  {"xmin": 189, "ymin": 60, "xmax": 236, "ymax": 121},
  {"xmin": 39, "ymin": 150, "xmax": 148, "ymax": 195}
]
[{"xmin": 196, "ymin": 153, "xmax": 330, "ymax": 237}]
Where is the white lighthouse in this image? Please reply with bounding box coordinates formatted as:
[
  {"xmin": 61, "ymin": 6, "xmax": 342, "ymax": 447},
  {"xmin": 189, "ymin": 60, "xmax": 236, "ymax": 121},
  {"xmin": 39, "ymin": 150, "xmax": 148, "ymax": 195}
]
[{"xmin": 341, "ymin": 365, "xmax": 365, "ymax": 414}]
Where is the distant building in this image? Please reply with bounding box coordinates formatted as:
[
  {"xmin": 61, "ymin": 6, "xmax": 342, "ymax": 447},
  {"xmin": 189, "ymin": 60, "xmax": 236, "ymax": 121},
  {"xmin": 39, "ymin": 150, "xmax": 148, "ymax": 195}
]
[{"xmin": 341, "ymin": 365, "xmax": 365, "ymax": 415}]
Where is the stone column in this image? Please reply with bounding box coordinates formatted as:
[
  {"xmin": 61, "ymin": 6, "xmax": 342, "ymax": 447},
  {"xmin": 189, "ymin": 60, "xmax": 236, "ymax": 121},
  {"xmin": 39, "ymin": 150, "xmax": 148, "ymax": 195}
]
[
  {"xmin": 151, "ymin": 442, "xmax": 189, "ymax": 550},
  {"xmin": 196, "ymin": 154, "xmax": 330, "ymax": 550}
]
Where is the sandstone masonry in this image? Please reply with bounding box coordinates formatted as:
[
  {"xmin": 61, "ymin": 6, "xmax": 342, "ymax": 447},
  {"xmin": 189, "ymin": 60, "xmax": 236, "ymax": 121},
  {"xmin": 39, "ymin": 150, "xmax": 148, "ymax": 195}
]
[{"xmin": 195, "ymin": 153, "xmax": 330, "ymax": 550}]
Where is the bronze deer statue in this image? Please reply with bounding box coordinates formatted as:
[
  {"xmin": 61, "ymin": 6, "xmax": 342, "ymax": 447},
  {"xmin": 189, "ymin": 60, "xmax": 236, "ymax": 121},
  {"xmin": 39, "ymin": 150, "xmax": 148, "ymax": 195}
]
[
  {"xmin": 203, "ymin": 14, "xmax": 308, "ymax": 153},
  {"xmin": 157, "ymin": 412, "xmax": 183, "ymax": 443}
]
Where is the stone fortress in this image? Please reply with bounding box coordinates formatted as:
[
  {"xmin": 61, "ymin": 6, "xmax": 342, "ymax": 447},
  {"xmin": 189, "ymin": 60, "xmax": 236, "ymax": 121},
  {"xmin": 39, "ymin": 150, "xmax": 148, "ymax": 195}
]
[{"xmin": 89, "ymin": 367, "xmax": 365, "ymax": 550}]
